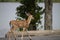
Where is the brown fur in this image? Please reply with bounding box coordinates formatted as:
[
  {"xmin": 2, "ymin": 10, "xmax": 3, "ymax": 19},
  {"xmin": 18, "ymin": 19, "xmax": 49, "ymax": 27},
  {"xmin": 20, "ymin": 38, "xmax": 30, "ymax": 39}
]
[
  {"xmin": 9, "ymin": 13, "xmax": 34, "ymax": 40},
  {"xmin": 9, "ymin": 14, "xmax": 34, "ymax": 32}
]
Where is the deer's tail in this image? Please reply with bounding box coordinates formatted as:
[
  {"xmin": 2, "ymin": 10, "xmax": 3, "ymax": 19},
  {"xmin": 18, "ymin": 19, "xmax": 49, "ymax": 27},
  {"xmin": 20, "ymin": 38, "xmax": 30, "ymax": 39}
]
[
  {"xmin": 9, "ymin": 21, "xmax": 11, "ymax": 27},
  {"xmin": 9, "ymin": 21, "xmax": 14, "ymax": 32}
]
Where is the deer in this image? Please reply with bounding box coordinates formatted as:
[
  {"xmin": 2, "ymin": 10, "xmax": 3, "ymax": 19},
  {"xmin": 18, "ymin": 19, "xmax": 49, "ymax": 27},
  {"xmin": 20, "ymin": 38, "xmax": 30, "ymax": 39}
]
[{"xmin": 9, "ymin": 13, "xmax": 34, "ymax": 40}]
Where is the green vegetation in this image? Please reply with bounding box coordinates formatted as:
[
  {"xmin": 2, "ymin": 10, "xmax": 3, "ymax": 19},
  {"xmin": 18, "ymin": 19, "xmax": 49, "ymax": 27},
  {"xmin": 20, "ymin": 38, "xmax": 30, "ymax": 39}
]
[
  {"xmin": 0, "ymin": 0, "xmax": 60, "ymax": 2},
  {"xmin": 16, "ymin": 0, "xmax": 44, "ymax": 30}
]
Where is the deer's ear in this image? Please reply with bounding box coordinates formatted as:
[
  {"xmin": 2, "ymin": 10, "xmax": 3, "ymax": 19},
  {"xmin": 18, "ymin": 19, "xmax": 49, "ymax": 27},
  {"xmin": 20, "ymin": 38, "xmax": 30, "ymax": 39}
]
[
  {"xmin": 26, "ymin": 13, "xmax": 30, "ymax": 16},
  {"xmin": 25, "ymin": 12, "xmax": 31, "ymax": 16},
  {"xmin": 25, "ymin": 12, "xmax": 28, "ymax": 16},
  {"xmin": 26, "ymin": 13, "xmax": 29, "ymax": 16}
]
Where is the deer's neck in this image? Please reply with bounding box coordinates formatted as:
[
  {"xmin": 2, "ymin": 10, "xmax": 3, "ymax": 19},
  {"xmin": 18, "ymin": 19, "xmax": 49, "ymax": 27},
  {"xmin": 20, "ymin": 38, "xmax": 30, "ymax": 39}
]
[{"xmin": 26, "ymin": 15, "xmax": 32, "ymax": 25}]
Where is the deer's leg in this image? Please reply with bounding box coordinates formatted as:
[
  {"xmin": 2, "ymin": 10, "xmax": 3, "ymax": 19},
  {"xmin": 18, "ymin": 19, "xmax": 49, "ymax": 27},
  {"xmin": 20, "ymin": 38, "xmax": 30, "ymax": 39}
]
[
  {"xmin": 7, "ymin": 33, "xmax": 10, "ymax": 40},
  {"xmin": 21, "ymin": 28, "xmax": 26, "ymax": 40},
  {"xmin": 26, "ymin": 29, "xmax": 32, "ymax": 40},
  {"xmin": 10, "ymin": 25, "xmax": 17, "ymax": 40},
  {"xmin": 13, "ymin": 26, "xmax": 18, "ymax": 40},
  {"xmin": 21, "ymin": 32, "xmax": 23, "ymax": 40},
  {"xmin": 7, "ymin": 32, "xmax": 11, "ymax": 40},
  {"xmin": 8, "ymin": 26, "xmax": 14, "ymax": 40}
]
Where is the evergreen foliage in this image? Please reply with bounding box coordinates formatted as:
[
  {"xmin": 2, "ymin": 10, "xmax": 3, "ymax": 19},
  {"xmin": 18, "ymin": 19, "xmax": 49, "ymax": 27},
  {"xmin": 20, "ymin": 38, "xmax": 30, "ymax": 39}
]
[{"xmin": 16, "ymin": 0, "xmax": 45, "ymax": 30}]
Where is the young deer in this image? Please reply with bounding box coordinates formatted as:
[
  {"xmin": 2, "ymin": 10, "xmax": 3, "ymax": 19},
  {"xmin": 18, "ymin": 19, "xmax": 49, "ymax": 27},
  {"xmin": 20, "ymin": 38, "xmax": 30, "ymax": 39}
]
[{"xmin": 9, "ymin": 13, "xmax": 34, "ymax": 40}]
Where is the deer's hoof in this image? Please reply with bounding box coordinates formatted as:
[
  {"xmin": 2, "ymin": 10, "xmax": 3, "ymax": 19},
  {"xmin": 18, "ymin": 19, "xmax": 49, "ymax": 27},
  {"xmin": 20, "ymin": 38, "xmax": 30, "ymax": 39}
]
[
  {"xmin": 15, "ymin": 38, "xmax": 16, "ymax": 40},
  {"xmin": 30, "ymin": 38, "xmax": 32, "ymax": 40}
]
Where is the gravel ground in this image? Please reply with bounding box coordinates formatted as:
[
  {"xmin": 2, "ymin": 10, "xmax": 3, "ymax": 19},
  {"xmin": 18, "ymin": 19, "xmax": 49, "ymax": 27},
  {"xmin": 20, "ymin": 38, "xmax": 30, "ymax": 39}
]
[{"xmin": 0, "ymin": 35, "xmax": 60, "ymax": 40}]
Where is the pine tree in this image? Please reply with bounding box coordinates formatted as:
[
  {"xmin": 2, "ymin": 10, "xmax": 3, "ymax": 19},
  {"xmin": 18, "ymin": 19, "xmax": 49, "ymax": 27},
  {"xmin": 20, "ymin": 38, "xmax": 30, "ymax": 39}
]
[{"xmin": 16, "ymin": 0, "xmax": 45, "ymax": 30}]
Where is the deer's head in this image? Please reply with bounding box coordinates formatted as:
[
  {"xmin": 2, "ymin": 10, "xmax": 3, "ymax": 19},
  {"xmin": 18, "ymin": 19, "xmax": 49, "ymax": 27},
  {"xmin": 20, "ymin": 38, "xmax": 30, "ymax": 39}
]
[{"xmin": 26, "ymin": 13, "xmax": 34, "ymax": 19}]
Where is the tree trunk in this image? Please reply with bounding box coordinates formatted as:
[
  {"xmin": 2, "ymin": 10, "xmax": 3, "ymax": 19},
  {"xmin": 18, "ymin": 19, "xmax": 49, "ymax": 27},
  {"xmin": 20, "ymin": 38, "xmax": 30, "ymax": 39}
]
[{"xmin": 44, "ymin": 0, "xmax": 53, "ymax": 30}]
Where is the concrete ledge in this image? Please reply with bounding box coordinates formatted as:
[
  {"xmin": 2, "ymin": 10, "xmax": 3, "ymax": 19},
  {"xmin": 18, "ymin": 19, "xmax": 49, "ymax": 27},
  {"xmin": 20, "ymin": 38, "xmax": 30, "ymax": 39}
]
[{"xmin": 5, "ymin": 30, "xmax": 60, "ymax": 37}]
